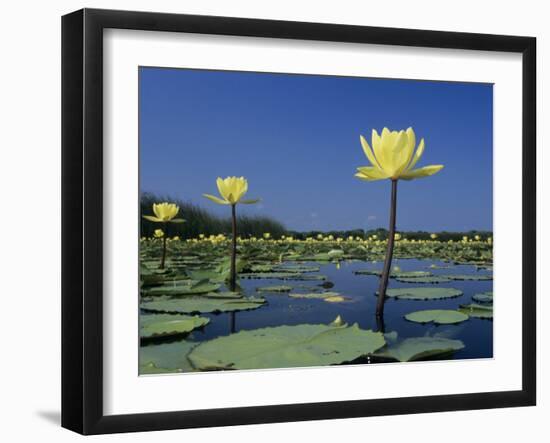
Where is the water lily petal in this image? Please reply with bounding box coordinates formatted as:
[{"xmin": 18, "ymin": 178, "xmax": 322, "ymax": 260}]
[
  {"xmin": 203, "ymin": 194, "xmax": 230, "ymax": 205},
  {"xmin": 394, "ymin": 127, "xmax": 416, "ymax": 176},
  {"xmin": 360, "ymin": 135, "xmax": 382, "ymax": 170},
  {"xmin": 142, "ymin": 215, "xmax": 162, "ymax": 222},
  {"xmin": 404, "ymin": 138, "xmax": 425, "ymax": 172},
  {"xmin": 400, "ymin": 165, "xmax": 444, "ymax": 180},
  {"xmin": 357, "ymin": 166, "xmax": 390, "ymax": 179}
]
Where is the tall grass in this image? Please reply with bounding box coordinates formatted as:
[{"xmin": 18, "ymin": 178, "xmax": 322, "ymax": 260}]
[{"xmin": 140, "ymin": 193, "xmax": 286, "ymax": 238}]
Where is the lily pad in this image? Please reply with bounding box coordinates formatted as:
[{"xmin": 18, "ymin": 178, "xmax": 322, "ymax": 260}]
[
  {"xmin": 396, "ymin": 276, "xmax": 452, "ymax": 284},
  {"xmin": 239, "ymin": 273, "xmax": 326, "ymax": 281},
  {"xmin": 442, "ymin": 274, "xmax": 493, "ymax": 281},
  {"xmin": 272, "ymin": 265, "xmax": 320, "ymax": 273},
  {"xmin": 140, "ymin": 297, "xmax": 266, "ymax": 314},
  {"xmin": 384, "ymin": 287, "xmax": 463, "ymax": 301},
  {"xmin": 354, "ymin": 270, "xmax": 432, "ymax": 278},
  {"xmin": 405, "ymin": 309, "xmax": 469, "ymax": 325},
  {"xmin": 374, "ymin": 336, "xmax": 465, "ymax": 362},
  {"xmin": 256, "ymin": 285, "xmax": 293, "ymax": 293},
  {"xmin": 143, "ymin": 281, "xmax": 221, "ymax": 296},
  {"xmin": 459, "ymin": 303, "xmax": 493, "ymax": 319},
  {"xmin": 139, "ymin": 341, "xmax": 197, "ymax": 374},
  {"xmin": 472, "ymin": 291, "xmax": 493, "ymax": 304},
  {"xmin": 188, "ymin": 323, "xmax": 386, "ymax": 370},
  {"xmin": 140, "ymin": 314, "xmax": 210, "ymax": 339}
]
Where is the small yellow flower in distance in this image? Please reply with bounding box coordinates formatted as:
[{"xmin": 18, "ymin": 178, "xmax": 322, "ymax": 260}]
[
  {"xmin": 143, "ymin": 202, "xmax": 185, "ymax": 223},
  {"xmin": 430, "ymin": 233, "xmax": 438, "ymax": 239},
  {"xmin": 154, "ymin": 229, "xmax": 164, "ymax": 238},
  {"xmin": 203, "ymin": 176, "xmax": 260, "ymax": 205},
  {"xmin": 393, "ymin": 265, "xmax": 401, "ymax": 272},
  {"xmin": 372, "ymin": 234, "xmax": 378, "ymax": 240},
  {"xmin": 488, "ymin": 237, "xmax": 493, "ymax": 245},
  {"xmin": 462, "ymin": 236, "xmax": 469, "ymax": 242},
  {"xmin": 475, "ymin": 235, "xmax": 481, "ymax": 241},
  {"xmin": 172, "ymin": 236, "xmax": 180, "ymax": 241},
  {"xmin": 317, "ymin": 234, "xmax": 323, "ymax": 240},
  {"xmin": 355, "ymin": 127, "xmax": 444, "ymax": 181},
  {"xmin": 328, "ymin": 235, "xmax": 334, "ymax": 241},
  {"xmin": 263, "ymin": 233, "xmax": 271, "ymax": 239},
  {"xmin": 199, "ymin": 234, "xmax": 205, "ymax": 239},
  {"xmin": 394, "ymin": 233, "xmax": 401, "ymax": 240}
]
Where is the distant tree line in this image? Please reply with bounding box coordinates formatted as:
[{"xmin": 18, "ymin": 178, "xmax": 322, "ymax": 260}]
[{"xmin": 140, "ymin": 193, "xmax": 287, "ymax": 239}]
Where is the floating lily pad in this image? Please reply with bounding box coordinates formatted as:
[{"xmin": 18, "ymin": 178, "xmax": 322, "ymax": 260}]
[
  {"xmin": 239, "ymin": 273, "xmax": 326, "ymax": 281},
  {"xmin": 472, "ymin": 291, "xmax": 493, "ymax": 304},
  {"xmin": 140, "ymin": 314, "xmax": 210, "ymax": 339},
  {"xmin": 143, "ymin": 281, "xmax": 221, "ymax": 296},
  {"xmin": 273, "ymin": 265, "xmax": 320, "ymax": 273},
  {"xmin": 374, "ymin": 336, "xmax": 465, "ymax": 362},
  {"xmin": 354, "ymin": 270, "xmax": 432, "ymax": 278},
  {"xmin": 442, "ymin": 274, "xmax": 493, "ymax": 281},
  {"xmin": 384, "ymin": 287, "xmax": 463, "ymax": 301},
  {"xmin": 188, "ymin": 323, "xmax": 386, "ymax": 370},
  {"xmin": 200, "ymin": 292, "xmax": 243, "ymax": 299},
  {"xmin": 396, "ymin": 276, "xmax": 452, "ymax": 284},
  {"xmin": 139, "ymin": 341, "xmax": 197, "ymax": 374},
  {"xmin": 405, "ymin": 309, "xmax": 469, "ymax": 325},
  {"xmin": 140, "ymin": 297, "xmax": 266, "ymax": 314},
  {"xmin": 256, "ymin": 285, "xmax": 293, "ymax": 293},
  {"xmin": 459, "ymin": 303, "xmax": 493, "ymax": 319}
]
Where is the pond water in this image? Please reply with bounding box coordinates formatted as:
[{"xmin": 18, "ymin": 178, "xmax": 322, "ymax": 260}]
[{"xmin": 141, "ymin": 258, "xmax": 493, "ymax": 365}]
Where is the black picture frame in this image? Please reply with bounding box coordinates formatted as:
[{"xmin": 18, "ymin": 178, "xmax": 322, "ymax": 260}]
[{"xmin": 62, "ymin": 8, "xmax": 536, "ymax": 435}]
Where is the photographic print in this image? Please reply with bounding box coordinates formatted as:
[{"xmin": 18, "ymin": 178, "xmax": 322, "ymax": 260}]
[{"xmin": 138, "ymin": 67, "xmax": 493, "ymax": 374}]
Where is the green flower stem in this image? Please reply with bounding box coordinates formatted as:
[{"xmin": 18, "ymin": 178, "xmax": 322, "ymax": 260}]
[
  {"xmin": 230, "ymin": 204, "xmax": 237, "ymax": 291},
  {"xmin": 160, "ymin": 222, "xmax": 167, "ymax": 269},
  {"xmin": 376, "ymin": 179, "xmax": 398, "ymax": 317}
]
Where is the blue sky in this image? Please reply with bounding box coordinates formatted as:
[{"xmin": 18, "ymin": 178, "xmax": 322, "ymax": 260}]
[{"xmin": 139, "ymin": 67, "xmax": 493, "ymax": 232}]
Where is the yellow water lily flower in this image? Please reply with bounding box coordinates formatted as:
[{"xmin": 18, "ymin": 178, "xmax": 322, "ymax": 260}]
[
  {"xmin": 203, "ymin": 176, "xmax": 260, "ymax": 205},
  {"xmin": 355, "ymin": 127, "xmax": 444, "ymax": 181},
  {"xmin": 394, "ymin": 233, "xmax": 401, "ymax": 240},
  {"xmin": 263, "ymin": 233, "xmax": 271, "ymax": 239},
  {"xmin": 474, "ymin": 235, "xmax": 481, "ymax": 241},
  {"xmin": 153, "ymin": 229, "xmax": 164, "ymax": 238},
  {"xmin": 430, "ymin": 233, "xmax": 438, "ymax": 239},
  {"xmin": 143, "ymin": 202, "xmax": 185, "ymax": 223}
]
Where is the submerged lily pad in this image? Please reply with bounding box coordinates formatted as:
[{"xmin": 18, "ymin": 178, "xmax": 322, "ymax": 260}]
[
  {"xmin": 139, "ymin": 341, "xmax": 197, "ymax": 374},
  {"xmin": 140, "ymin": 297, "xmax": 266, "ymax": 314},
  {"xmin": 472, "ymin": 291, "xmax": 493, "ymax": 303},
  {"xmin": 188, "ymin": 323, "xmax": 386, "ymax": 370},
  {"xmin": 374, "ymin": 336, "xmax": 465, "ymax": 362},
  {"xmin": 140, "ymin": 314, "xmax": 210, "ymax": 339},
  {"xmin": 289, "ymin": 292, "xmax": 350, "ymax": 303},
  {"xmin": 442, "ymin": 274, "xmax": 493, "ymax": 281},
  {"xmin": 256, "ymin": 285, "xmax": 293, "ymax": 293},
  {"xmin": 384, "ymin": 287, "xmax": 463, "ymax": 301},
  {"xmin": 459, "ymin": 303, "xmax": 493, "ymax": 319},
  {"xmin": 405, "ymin": 309, "xmax": 469, "ymax": 325}
]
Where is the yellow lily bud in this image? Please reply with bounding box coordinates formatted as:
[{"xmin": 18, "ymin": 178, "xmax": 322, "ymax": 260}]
[{"xmin": 154, "ymin": 229, "xmax": 164, "ymax": 238}]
